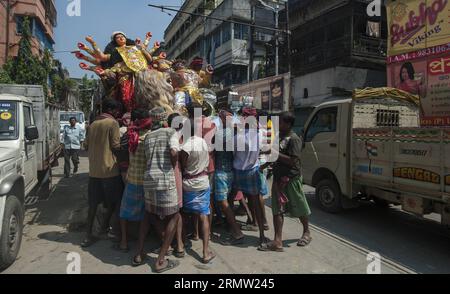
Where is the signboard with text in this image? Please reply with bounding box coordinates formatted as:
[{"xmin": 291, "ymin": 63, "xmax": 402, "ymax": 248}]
[
  {"xmin": 387, "ymin": 0, "xmax": 450, "ymax": 126},
  {"xmin": 387, "ymin": 0, "xmax": 450, "ymax": 56}
]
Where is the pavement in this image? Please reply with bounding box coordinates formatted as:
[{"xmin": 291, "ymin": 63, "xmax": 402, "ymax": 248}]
[{"xmin": 3, "ymin": 153, "xmax": 410, "ymax": 274}]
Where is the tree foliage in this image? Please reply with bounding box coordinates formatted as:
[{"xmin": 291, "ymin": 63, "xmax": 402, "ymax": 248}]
[
  {"xmin": 78, "ymin": 75, "xmax": 97, "ymax": 115},
  {"xmin": 1, "ymin": 17, "xmax": 54, "ymax": 101}
]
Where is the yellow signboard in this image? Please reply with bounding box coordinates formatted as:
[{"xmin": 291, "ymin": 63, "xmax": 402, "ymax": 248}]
[
  {"xmin": 387, "ymin": 0, "xmax": 450, "ymax": 56},
  {"xmin": 0, "ymin": 112, "xmax": 12, "ymax": 120},
  {"xmin": 393, "ymin": 167, "xmax": 440, "ymax": 184}
]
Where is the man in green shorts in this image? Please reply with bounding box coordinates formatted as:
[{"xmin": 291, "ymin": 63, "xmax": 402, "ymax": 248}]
[{"xmin": 259, "ymin": 112, "xmax": 312, "ymax": 252}]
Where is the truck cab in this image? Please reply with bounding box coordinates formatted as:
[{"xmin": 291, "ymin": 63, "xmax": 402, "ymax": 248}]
[
  {"xmin": 0, "ymin": 95, "xmax": 40, "ymax": 270},
  {"xmin": 301, "ymin": 99, "xmax": 353, "ymax": 212}
]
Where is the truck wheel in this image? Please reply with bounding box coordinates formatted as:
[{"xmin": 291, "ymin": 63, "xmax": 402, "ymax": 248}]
[
  {"xmin": 316, "ymin": 179, "xmax": 343, "ymax": 213},
  {"xmin": 0, "ymin": 196, "xmax": 24, "ymax": 271}
]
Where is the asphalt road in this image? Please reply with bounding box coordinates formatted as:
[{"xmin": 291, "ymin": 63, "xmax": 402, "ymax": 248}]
[{"xmin": 302, "ymin": 185, "xmax": 450, "ymax": 274}]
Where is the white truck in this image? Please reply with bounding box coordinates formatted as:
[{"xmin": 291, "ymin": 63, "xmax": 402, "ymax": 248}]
[
  {"xmin": 0, "ymin": 84, "xmax": 61, "ymax": 270},
  {"xmin": 301, "ymin": 88, "xmax": 450, "ymax": 227}
]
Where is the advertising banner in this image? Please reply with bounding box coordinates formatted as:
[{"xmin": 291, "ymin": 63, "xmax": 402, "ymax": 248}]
[
  {"xmin": 387, "ymin": 0, "xmax": 450, "ymax": 56},
  {"xmin": 388, "ymin": 54, "xmax": 450, "ymax": 126}
]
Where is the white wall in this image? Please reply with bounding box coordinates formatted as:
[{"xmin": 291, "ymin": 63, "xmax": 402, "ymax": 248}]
[{"xmin": 293, "ymin": 66, "xmax": 386, "ymax": 107}]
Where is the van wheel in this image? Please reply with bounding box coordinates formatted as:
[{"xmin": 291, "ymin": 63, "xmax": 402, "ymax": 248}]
[
  {"xmin": 316, "ymin": 179, "xmax": 343, "ymax": 213},
  {"xmin": 0, "ymin": 196, "xmax": 24, "ymax": 271}
]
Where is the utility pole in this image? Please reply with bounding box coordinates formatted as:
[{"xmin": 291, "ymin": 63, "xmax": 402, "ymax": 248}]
[
  {"xmin": 248, "ymin": 3, "xmax": 255, "ymax": 82},
  {"xmin": 274, "ymin": 3, "xmax": 279, "ymax": 76}
]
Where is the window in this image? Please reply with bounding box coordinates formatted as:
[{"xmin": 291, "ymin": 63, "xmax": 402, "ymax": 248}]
[
  {"xmin": 213, "ymin": 29, "xmax": 221, "ymax": 48},
  {"xmin": 234, "ymin": 23, "xmax": 249, "ymax": 40},
  {"xmin": 16, "ymin": 16, "xmax": 34, "ymax": 35},
  {"xmin": 23, "ymin": 105, "xmax": 33, "ymax": 128},
  {"xmin": 222, "ymin": 23, "xmax": 231, "ymax": 44},
  {"xmin": 305, "ymin": 107, "xmax": 337, "ymax": 142},
  {"xmin": 0, "ymin": 102, "xmax": 18, "ymax": 141},
  {"xmin": 366, "ymin": 21, "xmax": 381, "ymax": 38},
  {"xmin": 376, "ymin": 109, "xmax": 399, "ymax": 127}
]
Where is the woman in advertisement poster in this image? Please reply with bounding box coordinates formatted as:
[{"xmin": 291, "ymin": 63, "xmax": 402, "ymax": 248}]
[
  {"xmin": 397, "ymin": 62, "xmax": 426, "ymax": 98},
  {"xmin": 270, "ymin": 79, "xmax": 284, "ymax": 112}
]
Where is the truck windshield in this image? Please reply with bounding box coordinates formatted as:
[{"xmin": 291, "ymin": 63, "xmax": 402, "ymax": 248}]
[
  {"xmin": 60, "ymin": 112, "xmax": 84, "ymax": 123},
  {"xmin": 0, "ymin": 101, "xmax": 18, "ymax": 140}
]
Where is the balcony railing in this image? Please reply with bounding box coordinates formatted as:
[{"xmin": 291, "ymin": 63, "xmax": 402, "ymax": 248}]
[
  {"xmin": 352, "ymin": 35, "xmax": 387, "ymax": 59},
  {"xmin": 291, "ymin": 35, "xmax": 352, "ymax": 75}
]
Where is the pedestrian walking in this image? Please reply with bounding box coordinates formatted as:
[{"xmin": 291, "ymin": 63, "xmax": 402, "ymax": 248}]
[{"xmin": 63, "ymin": 117, "xmax": 84, "ymax": 178}]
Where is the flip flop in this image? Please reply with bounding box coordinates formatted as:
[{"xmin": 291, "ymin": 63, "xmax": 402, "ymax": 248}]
[
  {"xmin": 297, "ymin": 236, "xmax": 312, "ymax": 247},
  {"xmin": 264, "ymin": 224, "xmax": 270, "ymax": 231},
  {"xmin": 112, "ymin": 243, "xmax": 130, "ymax": 253},
  {"xmin": 132, "ymin": 254, "xmax": 147, "ymax": 267},
  {"xmin": 201, "ymin": 253, "xmax": 216, "ymax": 264},
  {"xmin": 241, "ymin": 224, "xmax": 259, "ymax": 232},
  {"xmin": 220, "ymin": 235, "xmax": 245, "ymax": 246},
  {"xmin": 187, "ymin": 234, "xmax": 200, "ymax": 241},
  {"xmin": 173, "ymin": 250, "xmax": 185, "ymax": 258},
  {"xmin": 258, "ymin": 242, "xmax": 284, "ymax": 252},
  {"xmin": 152, "ymin": 247, "xmax": 174, "ymax": 256},
  {"xmin": 155, "ymin": 259, "xmax": 180, "ymax": 273}
]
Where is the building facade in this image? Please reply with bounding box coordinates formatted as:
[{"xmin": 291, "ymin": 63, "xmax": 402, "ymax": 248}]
[
  {"xmin": 164, "ymin": 0, "xmax": 288, "ymax": 87},
  {"xmin": 289, "ymin": 0, "xmax": 387, "ymax": 107},
  {"xmin": 0, "ymin": 0, "xmax": 57, "ymax": 66}
]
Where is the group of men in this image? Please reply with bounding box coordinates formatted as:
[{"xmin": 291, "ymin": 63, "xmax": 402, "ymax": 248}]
[{"xmin": 65, "ymin": 98, "xmax": 312, "ymax": 273}]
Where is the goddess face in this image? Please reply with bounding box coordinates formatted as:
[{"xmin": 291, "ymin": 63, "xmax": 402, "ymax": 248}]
[{"xmin": 115, "ymin": 34, "xmax": 127, "ymax": 47}]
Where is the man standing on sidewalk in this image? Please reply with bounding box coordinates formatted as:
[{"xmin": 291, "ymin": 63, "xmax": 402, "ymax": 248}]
[
  {"xmin": 63, "ymin": 117, "xmax": 84, "ymax": 178},
  {"xmin": 82, "ymin": 99, "xmax": 124, "ymax": 248},
  {"xmin": 258, "ymin": 112, "xmax": 312, "ymax": 252}
]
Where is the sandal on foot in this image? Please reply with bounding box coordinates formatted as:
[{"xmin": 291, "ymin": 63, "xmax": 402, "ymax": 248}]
[
  {"xmin": 201, "ymin": 253, "xmax": 216, "ymax": 264},
  {"xmin": 173, "ymin": 250, "xmax": 185, "ymax": 258},
  {"xmin": 132, "ymin": 254, "xmax": 147, "ymax": 267},
  {"xmin": 241, "ymin": 224, "xmax": 258, "ymax": 232},
  {"xmin": 264, "ymin": 224, "xmax": 270, "ymax": 231},
  {"xmin": 297, "ymin": 236, "xmax": 312, "ymax": 247},
  {"xmin": 152, "ymin": 247, "xmax": 174, "ymax": 256},
  {"xmin": 155, "ymin": 259, "xmax": 180, "ymax": 273},
  {"xmin": 112, "ymin": 243, "xmax": 130, "ymax": 253},
  {"xmin": 257, "ymin": 242, "xmax": 284, "ymax": 252},
  {"xmin": 188, "ymin": 234, "xmax": 200, "ymax": 241},
  {"xmin": 220, "ymin": 235, "xmax": 245, "ymax": 246}
]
